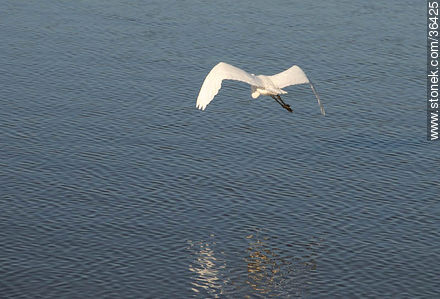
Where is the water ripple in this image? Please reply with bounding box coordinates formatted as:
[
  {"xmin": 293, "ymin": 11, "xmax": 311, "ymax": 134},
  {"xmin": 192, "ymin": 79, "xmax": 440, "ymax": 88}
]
[{"xmin": 0, "ymin": 0, "xmax": 438, "ymax": 298}]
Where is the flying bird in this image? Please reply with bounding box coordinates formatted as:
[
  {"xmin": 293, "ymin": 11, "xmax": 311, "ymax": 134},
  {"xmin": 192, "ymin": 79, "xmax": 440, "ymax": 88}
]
[{"xmin": 196, "ymin": 62, "xmax": 325, "ymax": 115}]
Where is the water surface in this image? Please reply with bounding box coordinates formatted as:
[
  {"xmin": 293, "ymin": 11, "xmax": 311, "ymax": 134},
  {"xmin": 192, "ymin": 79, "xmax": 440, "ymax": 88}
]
[{"xmin": 1, "ymin": 0, "xmax": 438, "ymax": 297}]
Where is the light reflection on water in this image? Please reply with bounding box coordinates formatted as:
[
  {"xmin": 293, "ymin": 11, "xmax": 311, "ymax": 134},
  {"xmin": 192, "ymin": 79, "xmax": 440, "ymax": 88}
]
[
  {"xmin": 1, "ymin": 0, "xmax": 438, "ymax": 297},
  {"xmin": 188, "ymin": 230, "xmax": 322, "ymax": 298},
  {"xmin": 187, "ymin": 236, "xmax": 227, "ymax": 298}
]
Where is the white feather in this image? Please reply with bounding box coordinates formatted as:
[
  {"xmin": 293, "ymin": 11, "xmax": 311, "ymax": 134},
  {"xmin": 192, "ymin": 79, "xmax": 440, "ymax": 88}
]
[
  {"xmin": 196, "ymin": 62, "xmax": 263, "ymax": 110},
  {"xmin": 268, "ymin": 65, "xmax": 309, "ymax": 88},
  {"xmin": 196, "ymin": 62, "xmax": 325, "ymax": 115}
]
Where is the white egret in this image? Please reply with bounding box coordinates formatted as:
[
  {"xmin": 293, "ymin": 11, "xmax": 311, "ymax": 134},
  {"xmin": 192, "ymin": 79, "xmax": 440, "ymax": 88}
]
[{"xmin": 196, "ymin": 62, "xmax": 325, "ymax": 115}]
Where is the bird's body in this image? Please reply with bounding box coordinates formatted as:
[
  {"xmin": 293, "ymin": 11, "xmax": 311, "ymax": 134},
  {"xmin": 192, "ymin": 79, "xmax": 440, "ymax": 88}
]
[
  {"xmin": 196, "ymin": 62, "xmax": 325, "ymax": 115},
  {"xmin": 250, "ymin": 76, "xmax": 286, "ymax": 98}
]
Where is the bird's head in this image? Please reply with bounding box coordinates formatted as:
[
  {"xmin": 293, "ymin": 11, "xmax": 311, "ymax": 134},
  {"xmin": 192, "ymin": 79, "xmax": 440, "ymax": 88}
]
[{"xmin": 251, "ymin": 86, "xmax": 260, "ymax": 99}]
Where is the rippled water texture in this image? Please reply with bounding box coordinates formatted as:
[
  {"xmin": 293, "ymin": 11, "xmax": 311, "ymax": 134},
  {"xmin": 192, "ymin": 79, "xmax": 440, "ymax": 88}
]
[{"xmin": 1, "ymin": 0, "xmax": 438, "ymax": 298}]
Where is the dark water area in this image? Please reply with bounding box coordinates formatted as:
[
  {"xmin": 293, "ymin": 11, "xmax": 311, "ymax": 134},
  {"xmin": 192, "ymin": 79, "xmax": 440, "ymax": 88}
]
[{"xmin": 1, "ymin": 0, "xmax": 438, "ymax": 297}]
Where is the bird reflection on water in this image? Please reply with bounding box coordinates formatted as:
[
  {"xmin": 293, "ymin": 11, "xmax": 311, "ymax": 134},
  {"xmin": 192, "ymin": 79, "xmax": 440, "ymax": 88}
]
[
  {"xmin": 187, "ymin": 236, "xmax": 227, "ymax": 298},
  {"xmin": 188, "ymin": 231, "xmax": 322, "ymax": 297}
]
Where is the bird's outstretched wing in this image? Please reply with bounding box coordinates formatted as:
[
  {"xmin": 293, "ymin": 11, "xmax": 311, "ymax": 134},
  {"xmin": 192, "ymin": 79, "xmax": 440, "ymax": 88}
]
[
  {"xmin": 270, "ymin": 65, "xmax": 325, "ymax": 116},
  {"xmin": 309, "ymin": 82, "xmax": 326, "ymax": 116},
  {"xmin": 196, "ymin": 62, "xmax": 263, "ymax": 110},
  {"xmin": 269, "ymin": 65, "xmax": 310, "ymax": 88}
]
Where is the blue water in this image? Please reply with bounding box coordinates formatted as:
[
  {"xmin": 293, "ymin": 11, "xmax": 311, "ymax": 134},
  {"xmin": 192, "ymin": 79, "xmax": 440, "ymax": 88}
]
[{"xmin": 1, "ymin": 0, "xmax": 438, "ymax": 298}]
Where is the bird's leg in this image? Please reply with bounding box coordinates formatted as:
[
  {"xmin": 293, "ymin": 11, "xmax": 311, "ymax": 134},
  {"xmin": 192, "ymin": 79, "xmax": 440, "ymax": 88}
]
[
  {"xmin": 271, "ymin": 95, "xmax": 284, "ymax": 107},
  {"xmin": 270, "ymin": 95, "xmax": 292, "ymax": 112},
  {"xmin": 275, "ymin": 95, "xmax": 293, "ymax": 112},
  {"xmin": 276, "ymin": 95, "xmax": 289, "ymax": 106}
]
